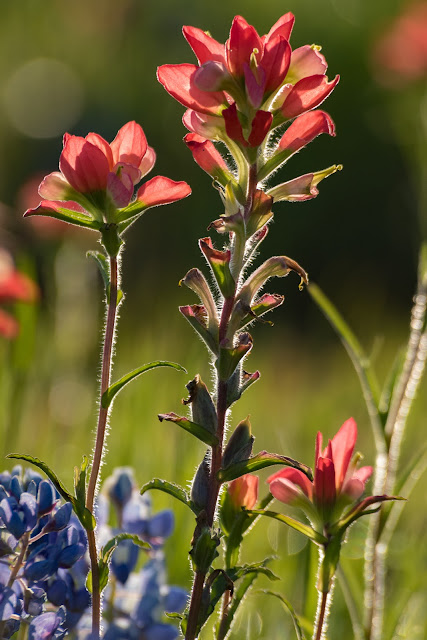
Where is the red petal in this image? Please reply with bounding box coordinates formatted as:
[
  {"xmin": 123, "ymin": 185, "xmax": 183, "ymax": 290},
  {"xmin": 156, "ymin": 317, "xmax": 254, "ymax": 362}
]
[
  {"xmin": 289, "ymin": 46, "xmax": 328, "ymax": 82},
  {"xmin": 228, "ymin": 475, "xmax": 259, "ymax": 509},
  {"xmin": 110, "ymin": 121, "xmax": 147, "ymax": 168},
  {"xmin": 281, "ymin": 74, "xmax": 340, "ymax": 120},
  {"xmin": 278, "ymin": 110, "xmax": 335, "ymax": 153},
  {"xmin": 0, "ymin": 270, "xmax": 37, "ymax": 303},
  {"xmin": 226, "ymin": 15, "xmax": 263, "ymax": 77},
  {"xmin": 248, "ymin": 110, "xmax": 273, "ymax": 147},
  {"xmin": 262, "ymin": 37, "xmax": 291, "ymax": 93},
  {"xmin": 264, "ymin": 13, "xmax": 295, "ymax": 44},
  {"xmin": 222, "ymin": 103, "xmax": 247, "ymax": 146},
  {"xmin": 330, "ymin": 418, "xmax": 357, "ymax": 491},
  {"xmin": 157, "ymin": 64, "xmax": 227, "ymax": 115},
  {"xmin": 314, "ymin": 457, "xmax": 336, "ymax": 507},
  {"xmin": 139, "ymin": 146, "xmax": 156, "ymax": 178},
  {"xmin": 267, "ymin": 467, "xmax": 313, "ymax": 500},
  {"xmin": 136, "ymin": 176, "xmax": 191, "ymax": 207},
  {"xmin": 60, "ymin": 136, "xmax": 110, "ymax": 193},
  {"xmin": 183, "ymin": 25, "xmax": 226, "ymax": 65},
  {"xmin": 184, "ymin": 133, "xmax": 228, "ymax": 175},
  {"xmin": 38, "ymin": 172, "xmax": 72, "ymax": 200},
  {"xmin": 86, "ymin": 133, "xmax": 114, "ymax": 169}
]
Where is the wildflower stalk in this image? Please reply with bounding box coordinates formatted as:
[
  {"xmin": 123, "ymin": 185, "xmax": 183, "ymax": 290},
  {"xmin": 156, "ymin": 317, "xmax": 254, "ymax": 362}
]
[
  {"xmin": 184, "ymin": 168, "xmax": 258, "ymax": 640},
  {"xmin": 86, "ymin": 253, "xmax": 119, "ymax": 639}
]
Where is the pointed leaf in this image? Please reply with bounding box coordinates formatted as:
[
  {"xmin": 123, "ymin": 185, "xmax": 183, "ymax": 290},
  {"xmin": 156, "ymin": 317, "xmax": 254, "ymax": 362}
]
[
  {"xmin": 74, "ymin": 456, "xmax": 88, "ymax": 507},
  {"xmin": 260, "ymin": 591, "xmax": 306, "ymax": 640},
  {"xmin": 7, "ymin": 453, "xmax": 95, "ymax": 531},
  {"xmin": 86, "ymin": 533, "xmax": 150, "ymax": 593},
  {"xmin": 158, "ymin": 413, "xmax": 219, "ymax": 446},
  {"xmin": 102, "ymin": 361, "xmax": 186, "ymax": 409},
  {"xmin": 140, "ymin": 478, "xmax": 200, "ymax": 515},
  {"xmin": 308, "ymin": 283, "xmax": 386, "ymax": 452},
  {"xmin": 218, "ymin": 450, "xmax": 312, "ymax": 483},
  {"xmin": 24, "ymin": 200, "xmax": 101, "ymax": 230},
  {"xmin": 87, "ymin": 251, "xmax": 110, "ymax": 291},
  {"xmin": 246, "ymin": 509, "xmax": 327, "ymax": 544}
]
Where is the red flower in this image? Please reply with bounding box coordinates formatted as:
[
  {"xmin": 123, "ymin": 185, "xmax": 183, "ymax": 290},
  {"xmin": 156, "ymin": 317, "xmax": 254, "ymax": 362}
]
[
  {"xmin": 268, "ymin": 418, "xmax": 373, "ymax": 525},
  {"xmin": 0, "ymin": 250, "xmax": 38, "ymax": 338},
  {"xmin": 25, "ymin": 121, "xmax": 191, "ymax": 232},
  {"xmin": 228, "ymin": 474, "xmax": 259, "ymax": 510},
  {"xmin": 158, "ymin": 14, "xmax": 338, "ymax": 149},
  {"xmin": 374, "ymin": 2, "xmax": 427, "ymax": 83}
]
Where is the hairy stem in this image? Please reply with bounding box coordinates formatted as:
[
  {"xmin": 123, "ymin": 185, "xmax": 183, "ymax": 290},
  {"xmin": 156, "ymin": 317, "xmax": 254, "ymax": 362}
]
[
  {"xmin": 364, "ymin": 258, "xmax": 427, "ymax": 640},
  {"xmin": 314, "ymin": 590, "xmax": 329, "ymax": 640},
  {"xmin": 185, "ymin": 165, "xmax": 258, "ymax": 640},
  {"xmin": 86, "ymin": 255, "xmax": 119, "ymax": 639}
]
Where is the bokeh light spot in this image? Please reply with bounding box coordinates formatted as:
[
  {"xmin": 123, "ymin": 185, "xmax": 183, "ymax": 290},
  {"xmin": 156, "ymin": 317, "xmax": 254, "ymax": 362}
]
[{"xmin": 3, "ymin": 58, "xmax": 84, "ymax": 139}]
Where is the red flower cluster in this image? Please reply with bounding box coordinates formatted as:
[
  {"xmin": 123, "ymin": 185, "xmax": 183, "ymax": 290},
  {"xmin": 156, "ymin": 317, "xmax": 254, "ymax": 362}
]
[
  {"xmin": 158, "ymin": 14, "xmax": 338, "ymax": 151},
  {"xmin": 268, "ymin": 419, "xmax": 373, "ymax": 527},
  {"xmin": 25, "ymin": 121, "xmax": 191, "ymax": 232}
]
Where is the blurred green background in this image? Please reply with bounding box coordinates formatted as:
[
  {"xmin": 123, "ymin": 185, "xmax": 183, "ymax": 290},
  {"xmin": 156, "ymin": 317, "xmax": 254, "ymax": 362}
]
[{"xmin": 1, "ymin": 0, "xmax": 427, "ymax": 638}]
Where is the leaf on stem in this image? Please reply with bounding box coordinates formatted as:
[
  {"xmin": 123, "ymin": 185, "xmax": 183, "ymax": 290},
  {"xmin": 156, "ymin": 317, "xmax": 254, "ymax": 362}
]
[
  {"xmin": 158, "ymin": 413, "xmax": 219, "ymax": 446},
  {"xmin": 140, "ymin": 478, "xmax": 200, "ymax": 515},
  {"xmin": 86, "ymin": 533, "xmax": 150, "ymax": 593},
  {"xmin": 101, "ymin": 361, "xmax": 186, "ymax": 409},
  {"xmin": 259, "ymin": 590, "xmax": 307, "ymax": 640},
  {"xmin": 246, "ymin": 509, "xmax": 327, "ymax": 544},
  {"xmin": 218, "ymin": 450, "xmax": 313, "ymax": 483},
  {"xmin": 7, "ymin": 453, "xmax": 96, "ymax": 531}
]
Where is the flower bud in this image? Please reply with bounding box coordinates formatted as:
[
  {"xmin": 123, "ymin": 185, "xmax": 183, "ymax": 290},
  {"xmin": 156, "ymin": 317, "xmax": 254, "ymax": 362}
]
[
  {"xmin": 228, "ymin": 474, "xmax": 259, "ymax": 510},
  {"xmin": 184, "ymin": 375, "xmax": 218, "ymax": 435}
]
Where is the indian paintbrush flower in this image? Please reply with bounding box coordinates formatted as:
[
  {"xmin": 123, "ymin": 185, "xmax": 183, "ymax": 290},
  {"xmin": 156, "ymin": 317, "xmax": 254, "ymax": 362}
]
[
  {"xmin": 268, "ymin": 418, "xmax": 376, "ymax": 531},
  {"xmin": 24, "ymin": 121, "xmax": 191, "ymax": 252}
]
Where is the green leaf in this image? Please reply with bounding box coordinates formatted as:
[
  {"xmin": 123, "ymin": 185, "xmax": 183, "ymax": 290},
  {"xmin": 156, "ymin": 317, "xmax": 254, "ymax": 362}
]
[
  {"xmin": 218, "ymin": 450, "xmax": 312, "ymax": 483},
  {"xmin": 158, "ymin": 413, "xmax": 219, "ymax": 447},
  {"xmin": 25, "ymin": 204, "xmax": 101, "ymax": 230},
  {"xmin": 140, "ymin": 478, "xmax": 200, "ymax": 515},
  {"xmin": 87, "ymin": 250, "xmax": 110, "ymax": 291},
  {"xmin": 216, "ymin": 559, "xmax": 277, "ymax": 640},
  {"xmin": 74, "ymin": 456, "xmax": 88, "ymax": 507},
  {"xmin": 102, "ymin": 361, "xmax": 186, "ymax": 409},
  {"xmin": 7, "ymin": 453, "xmax": 96, "ymax": 531},
  {"xmin": 259, "ymin": 590, "xmax": 306, "ymax": 640},
  {"xmin": 86, "ymin": 533, "xmax": 150, "ymax": 593},
  {"xmin": 246, "ymin": 509, "xmax": 327, "ymax": 545},
  {"xmin": 307, "ymin": 283, "xmax": 386, "ymax": 452},
  {"xmin": 224, "ymin": 493, "xmax": 274, "ymax": 568}
]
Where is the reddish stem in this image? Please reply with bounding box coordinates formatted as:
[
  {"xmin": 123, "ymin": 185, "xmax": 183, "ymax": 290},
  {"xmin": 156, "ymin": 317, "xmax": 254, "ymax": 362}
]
[
  {"xmin": 315, "ymin": 591, "xmax": 328, "ymax": 640},
  {"xmin": 86, "ymin": 255, "xmax": 118, "ymax": 639},
  {"xmin": 184, "ymin": 165, "xmax": 258, "ymax": 640}
]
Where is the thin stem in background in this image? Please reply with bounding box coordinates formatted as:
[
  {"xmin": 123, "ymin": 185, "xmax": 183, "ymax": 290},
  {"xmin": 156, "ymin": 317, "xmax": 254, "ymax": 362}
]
[
  {"xmin": 86, "ymin": 255, "xmax": 119, "ymax": 640},
  {"xmin": 364, "ymin": 252, "xmax": 427, "ymax": 640}
]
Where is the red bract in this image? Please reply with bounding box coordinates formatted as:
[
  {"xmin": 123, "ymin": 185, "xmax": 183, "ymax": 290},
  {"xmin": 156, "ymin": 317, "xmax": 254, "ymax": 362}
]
[
  {"xmin": 0, "ymin": 251, "xmax": 38, "ymax": 339},
  {"xmin": 228, "ymin": 474, "xmax": 259, "ymax": 510},
  {"xmin": 158, "ymin": 14, "xmax": 338, "ymax": 150},
  {"xmin": 268, "ymin": 418, "xmax": 373, "ymax": 524},
  {"xmin": 25, "ymin": 121, "xmax": 191, "ymax": 233}
]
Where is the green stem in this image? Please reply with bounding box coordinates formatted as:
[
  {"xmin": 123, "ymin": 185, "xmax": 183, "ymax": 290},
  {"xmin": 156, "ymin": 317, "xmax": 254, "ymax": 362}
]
[
  {"xmin": 184, "ymin": 165, "xmax": 258, "ymax": 640},
  {"xmin": 86, "ymin": 254, "xmax": 119, "ymax": 639}
]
